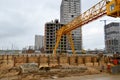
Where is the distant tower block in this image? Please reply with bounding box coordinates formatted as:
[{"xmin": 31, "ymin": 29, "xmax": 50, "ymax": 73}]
[
  {"xmin": 60, "ymin": 0, "xmax": 82, "ymax": 54},
  {"xmin": 35, "ymin": 35, "xmax": 44, "ymax": 51}
]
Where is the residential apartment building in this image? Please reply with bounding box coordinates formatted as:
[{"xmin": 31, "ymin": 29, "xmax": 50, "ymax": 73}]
[
  {"xmin": 105, "ymin": 22, "xmax": 120, "ymax": 53},
  {"xmin": 60, "ymin": 0, "xmax": 82, "ymax": 53},
  {"xmin": 35, "ymin": 35, "xmax": 44, "ymax": 51},
  {"xmin": 44, "ymin": 19, "xmax": 66, "ymax": 54}
]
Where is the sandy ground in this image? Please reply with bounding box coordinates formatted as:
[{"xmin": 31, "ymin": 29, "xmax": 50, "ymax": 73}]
[
  {"xmin": 44, "ymin": 73, "xmax": 120, "ymax": 80},
  {"xmin": 0, "ymin": 60, "xmax": 120, "ymax": 80}
]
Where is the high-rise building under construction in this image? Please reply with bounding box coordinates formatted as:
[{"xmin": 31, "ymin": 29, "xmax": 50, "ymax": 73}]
[
  {"xmin": 105, "ymin": 22, "xmax": 120, "ymax": 53},
  {"xmin": 60, "ymin": 0, "xmax": 82, "ymax": 53},
  {"xmin": 44, "ymin": 20, "xmax": 66, "ymax": 54}
]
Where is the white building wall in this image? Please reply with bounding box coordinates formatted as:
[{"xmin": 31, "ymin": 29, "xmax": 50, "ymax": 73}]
[
  {"xmin": 35, "ymin": 35, "xmax": 44, "ymax": 50},
  {"xmin": 60, "ymin": 0, "xmax": 82, "ymax": 53},
  {"xmin": 60, "ymin": 0, "xmax": 81, "ymax": 24}
]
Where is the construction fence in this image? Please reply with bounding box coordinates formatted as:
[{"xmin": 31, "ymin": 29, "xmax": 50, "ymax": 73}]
[{"xmin": 0, "ymin": 54, "xmax": 109, "ymax": 67}]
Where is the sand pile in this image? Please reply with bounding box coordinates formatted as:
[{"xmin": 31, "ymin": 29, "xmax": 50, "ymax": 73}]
[
  {"xmin": 0, "ymin": 60, "xmax": 18, "ymax": 79},
  {"xmin": 0, "ymin": 60, "xmax": 13, "ymax": 70},
  {"xmin": 84, "ymin": 67, "xmax": 100, "ymax": 75},
  {"xmin": 21, "ymin": 74, "xmax": 43, "ymax": 80},
  {"xmin": 0, "ymin": 61, "xmax": 101, "ymax": 80}
]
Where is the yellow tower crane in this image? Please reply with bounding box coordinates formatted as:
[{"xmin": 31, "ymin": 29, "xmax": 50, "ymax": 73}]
[{"xmin": 53, "ymin": 0, "xmax": 120, "ymax": 56}]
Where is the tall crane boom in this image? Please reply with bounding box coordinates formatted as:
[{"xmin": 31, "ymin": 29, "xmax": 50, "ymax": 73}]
[{"xmin": 53, "ymin": 0, "xmax": 120, "ymax": 56}]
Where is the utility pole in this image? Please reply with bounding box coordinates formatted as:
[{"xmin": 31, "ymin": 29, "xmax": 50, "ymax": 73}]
[{"xmin": 100, "ymin": 20, "xmax": 107, "ymax": 26}]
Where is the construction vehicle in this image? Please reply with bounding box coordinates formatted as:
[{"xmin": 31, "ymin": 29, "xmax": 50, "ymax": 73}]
[{"xmin": 53, "ymin": 0, "xmax": 120, "ymax": 56}]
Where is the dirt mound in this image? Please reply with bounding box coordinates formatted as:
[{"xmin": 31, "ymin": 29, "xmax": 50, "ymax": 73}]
[
  {"xmin": 84, "ymin": 67, "xmax": 100, "ymax": 75},
  {"xmin": 0, "ymin": 60, "xmax": 13, "ymax": 70}
]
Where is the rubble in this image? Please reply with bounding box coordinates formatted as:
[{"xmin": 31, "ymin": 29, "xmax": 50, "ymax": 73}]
[
  {"xmin": 0, "ymin": 54, "xmax": 108, "ymax": 80},
  {"xmin": 19, "ymin": 63, "xmax": 39, "ymax": 74}
]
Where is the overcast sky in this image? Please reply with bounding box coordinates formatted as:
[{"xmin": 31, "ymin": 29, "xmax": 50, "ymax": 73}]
[{"xmin": 0, "ymin": 0, "xmax": 120, "ymax": 50}]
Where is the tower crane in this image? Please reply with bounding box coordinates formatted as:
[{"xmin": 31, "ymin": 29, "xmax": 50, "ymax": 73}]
[{"xmin": 53, "ymin": 0, "xmax": 120, "ymax": 56}]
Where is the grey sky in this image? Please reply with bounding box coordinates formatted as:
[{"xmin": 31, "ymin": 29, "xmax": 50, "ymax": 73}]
[{"xmin": 0, "ymin": 0, "xmax": 120, "ymax": 50}]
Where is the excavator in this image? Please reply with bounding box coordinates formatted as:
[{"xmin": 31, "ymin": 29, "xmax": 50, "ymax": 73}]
[{"xmin": 53, "ymin": 0, "xmax": 120, "ymax": 56}]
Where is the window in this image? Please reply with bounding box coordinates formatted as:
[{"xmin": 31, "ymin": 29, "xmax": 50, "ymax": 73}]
[{"xmin": 71, "ymin": 15, "xmax": 74, "ymax": 18}]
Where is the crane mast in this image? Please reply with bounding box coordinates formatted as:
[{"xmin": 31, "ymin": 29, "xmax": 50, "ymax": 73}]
[{"xmin": 53, "ymin": 0, "xmax": 120, "ymax": 56}]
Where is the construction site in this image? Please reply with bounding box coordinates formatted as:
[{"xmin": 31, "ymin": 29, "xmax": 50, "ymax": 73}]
[
  {"xmin": 0, "ymin": 0, "xmax": 120, "ymax": 80},
  {"xmin": 0, "ymin": 53, "xmax": 120, "ymax": 80}
]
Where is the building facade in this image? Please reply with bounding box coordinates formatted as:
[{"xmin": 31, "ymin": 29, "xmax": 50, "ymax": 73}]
[
  {"xmin": 105, "ymin": 22, "xmax": 120, "ymax": 53},
  {"xmin": 44, "ymin": 19, "xmax": 66, "ymax": 54},
  {"xmin": 35, "ymin": 35, "xmax": 44, "ymax": 51},
  {"xmin": 60, "ymin": 0, "xmax": 82, "ymax": 53},
  {"xmin": 60, "ymin": 0, "xmax": 81, "ymax": 24}
]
